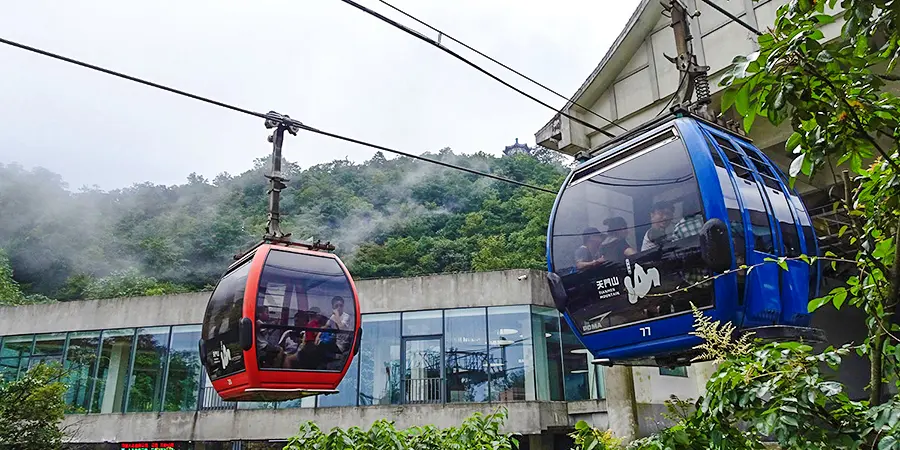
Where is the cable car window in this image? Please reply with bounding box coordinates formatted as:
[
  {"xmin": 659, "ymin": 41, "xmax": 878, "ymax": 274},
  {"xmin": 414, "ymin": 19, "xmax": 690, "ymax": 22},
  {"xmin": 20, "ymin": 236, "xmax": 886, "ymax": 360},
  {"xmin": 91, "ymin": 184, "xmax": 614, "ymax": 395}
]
[
  {"xmin": 201, "ymin": 261, "xmax": 251, "ymax": 380},
  {"xmin": 711, "ymin": 136, "xmax": 776, "ymax": 254},
  {"xmin": 705, "ymin": 134, "xmax": 747, "ymax": 304},
  {"xmin": 713, "ymin": 136, "xmax": 754, "ymax": 180},
  {"xmin": 738, "ymin": 145, "xmax": 802, "ymax": 257},
  {"xmin": 550, "ymin": 133, "xmax": 713, "ymax": 334},
  {"xmin": 255, "ymin": 250, "xmax": 357, "ymax": 372}
]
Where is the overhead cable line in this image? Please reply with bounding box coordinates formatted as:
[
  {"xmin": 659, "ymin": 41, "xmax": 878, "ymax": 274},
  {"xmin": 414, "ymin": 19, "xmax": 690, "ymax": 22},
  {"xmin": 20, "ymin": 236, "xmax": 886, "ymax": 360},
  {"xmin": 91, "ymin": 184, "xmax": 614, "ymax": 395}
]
[
  {"xmin": 336, "ymin": 0, "xmax": 619, "ymax": 139},
  {"xmin": 695, "ymin": 0, "xmax": 763, "ymax": 35},
  {"xmin": 375, "ymin": 0, "xmax": 628, "ymax": 133},
  {"xmin": 0, "ymin": 35, "xmax": 556, "ymax": 195}
]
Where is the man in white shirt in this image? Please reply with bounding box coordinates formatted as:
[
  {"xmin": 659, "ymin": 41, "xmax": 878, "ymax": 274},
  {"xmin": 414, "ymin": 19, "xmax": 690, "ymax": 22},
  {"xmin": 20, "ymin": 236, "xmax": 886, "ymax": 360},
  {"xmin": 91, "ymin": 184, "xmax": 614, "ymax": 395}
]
[{"xmin": 641, "ymin": 201, "xmax": 674, "ymax": 251}]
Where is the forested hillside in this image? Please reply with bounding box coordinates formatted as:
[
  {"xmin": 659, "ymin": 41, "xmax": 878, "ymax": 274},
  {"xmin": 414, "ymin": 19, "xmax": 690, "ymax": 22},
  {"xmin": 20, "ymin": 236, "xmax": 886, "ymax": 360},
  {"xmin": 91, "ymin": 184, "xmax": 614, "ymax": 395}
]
[{"xmin": 0, "ymin": 147, "xmax": 567, "ymax": 303}]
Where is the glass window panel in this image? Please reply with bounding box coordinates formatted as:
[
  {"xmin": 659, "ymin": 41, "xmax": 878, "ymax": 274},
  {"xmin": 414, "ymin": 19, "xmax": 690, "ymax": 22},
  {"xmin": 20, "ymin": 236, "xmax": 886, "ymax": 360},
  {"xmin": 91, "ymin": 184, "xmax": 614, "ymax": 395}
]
[
  {"xmin": 126, "ymin": 327, "xmax": 170, "ymax": 412},
  {"xmin": 32, "ymin": 333, "xmax": 66, "ymax": 357},
  {"xmin": 561, "ymin": 318, "xmax": 589, "ymax": 401},
  {"xmin": 318, "ymin": 356, "xmax": 359, "ymax": 407},
  {"xmin": 1, "ymin": 335, "xmax": 33, "ymax": 359},
  {"xmin": 444, "ymin": 308, "xmax": 488, "ymax": 403},
  {"xmin": 357, "ymin": 313, "xmax": 401, "ymax": 406},
  {"xmin": 202, "ymin": 260, "xmax": 250, "ymax": 380},
  {"xmin": 531, "ymin": 307, "xmax": 564, "ymax": 401},
  {"xmin": 659, "ymin": 366, "xmax": 688, "ymax": 377},
  {"xmin": 712, "ymin": 136, "xmax": 775, "ymax": 254},
  {"xmin": 734, "ymin": 177, "xmax": 776, "ymax": 254},
  {"xmin": 164, "ymin": 325, "xmax": 202, "ymax": 412},
  {"xmin": 401, "ymin": 337, "xmax": 442, "ymax": 404},
  {"xmin": 0, "ymin": 357, "xmax": 22, "ymax": 382},
  {"xmin": 488, "ymin": 306, "xmax": 533, "ymax": 401},
  {"xmin": 550, "ymin": 132, "xmax": 713, "ymax": 335},
  {"xmin": 91, "ymin": 328, "xmax": 135, "ymax": 413},
  {"xmin": 63, "ymin": 331, "xmax": 100, "ymax": 413},
  {"xmin": 256, "ymin": 250, "xmax": 356, "ymax": 373},
  {"xmin": 402, "ymin": 310, "xmax": 443, "ymax": 337},
  {"xmin": 706, "ymin": 136, "xmax": 748, "ymax": 304}
]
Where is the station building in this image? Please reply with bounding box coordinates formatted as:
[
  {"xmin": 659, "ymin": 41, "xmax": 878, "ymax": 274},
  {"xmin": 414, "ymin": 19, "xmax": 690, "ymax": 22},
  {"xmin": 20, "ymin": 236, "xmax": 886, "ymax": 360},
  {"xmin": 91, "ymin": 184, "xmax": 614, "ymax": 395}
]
[{"xmin": 0, "ymin": 269, "xmax": 706, "ymax": 449}]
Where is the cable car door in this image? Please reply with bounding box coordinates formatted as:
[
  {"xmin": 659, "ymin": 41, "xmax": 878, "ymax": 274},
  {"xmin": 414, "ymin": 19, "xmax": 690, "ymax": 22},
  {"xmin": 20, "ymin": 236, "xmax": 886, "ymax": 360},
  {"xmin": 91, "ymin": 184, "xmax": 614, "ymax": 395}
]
[
  {"xmin": 737, "ymin": 143, "xmax": 814, "ymax": 326},
  {"xmin": 705, "ymin": 131, "xmax": 782, "ymax": 326}
]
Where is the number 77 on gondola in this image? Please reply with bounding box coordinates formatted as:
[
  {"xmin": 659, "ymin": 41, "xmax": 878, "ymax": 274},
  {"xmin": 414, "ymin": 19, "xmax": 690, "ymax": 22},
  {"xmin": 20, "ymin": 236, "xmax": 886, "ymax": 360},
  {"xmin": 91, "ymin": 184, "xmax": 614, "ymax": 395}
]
[
  {"xmin": 545, "ymin": 112, "xmax": 825, "ymax": 367},
  {"xmin": 199, "ymin": 112, "xmax": 362, "ymax": 402}
]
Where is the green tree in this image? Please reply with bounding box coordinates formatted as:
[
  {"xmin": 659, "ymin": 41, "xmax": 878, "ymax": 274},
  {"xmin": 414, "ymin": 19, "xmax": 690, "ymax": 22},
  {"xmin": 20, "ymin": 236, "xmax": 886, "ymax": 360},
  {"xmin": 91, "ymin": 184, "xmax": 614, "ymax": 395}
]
[
  {"xmin": 0, "ymin": 363, "xmax": 69, "ymax": 449},
  {"xmin": 0, "ymin": 248, "xmax": 55, "ymax": 306},
  {"xmin": 569, "ymin": 1, "xmax": 900, "ymax": 448},
  {"xmin": 720, "ymin": 0, "xmax": 899, "ymax": 405}
]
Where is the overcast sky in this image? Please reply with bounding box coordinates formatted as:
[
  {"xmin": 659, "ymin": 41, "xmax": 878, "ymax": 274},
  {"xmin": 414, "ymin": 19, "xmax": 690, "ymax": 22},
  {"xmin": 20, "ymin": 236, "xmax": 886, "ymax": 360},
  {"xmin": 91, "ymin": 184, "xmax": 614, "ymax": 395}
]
[{"xmin": 0, "ymin": 0, "xmax": 641, "ymax": 191}]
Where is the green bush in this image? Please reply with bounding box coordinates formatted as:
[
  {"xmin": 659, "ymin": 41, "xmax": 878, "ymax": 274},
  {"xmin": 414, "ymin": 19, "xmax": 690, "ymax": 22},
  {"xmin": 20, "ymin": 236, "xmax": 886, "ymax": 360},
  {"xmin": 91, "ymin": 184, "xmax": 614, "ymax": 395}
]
[{"xmin": 284, "ymin": 407, "xmax": 519, "ymax": 450}]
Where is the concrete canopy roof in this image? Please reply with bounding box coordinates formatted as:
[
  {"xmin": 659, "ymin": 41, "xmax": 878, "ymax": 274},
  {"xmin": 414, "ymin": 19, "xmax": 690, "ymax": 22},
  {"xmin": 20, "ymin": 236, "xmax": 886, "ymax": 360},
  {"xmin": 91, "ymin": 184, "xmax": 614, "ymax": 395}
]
[{"xmin": 536, "ymin": 0, "xmax": 663, "ymax": 141}]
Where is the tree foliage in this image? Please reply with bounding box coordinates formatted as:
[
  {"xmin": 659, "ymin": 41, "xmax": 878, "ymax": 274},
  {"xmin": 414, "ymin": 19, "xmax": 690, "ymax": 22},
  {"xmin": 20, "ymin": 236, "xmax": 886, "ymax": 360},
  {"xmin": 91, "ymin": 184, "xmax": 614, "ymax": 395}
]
[
  {"xmin": 0, "ymin": 149, "xmax": 565, "ymax": 300},
  {"xmin": 0, "ymin": 363, "xmax": 69, "ymax": 449},
  {"xmin": 284, "ymin": 407, "xmax": 519, "ymax": 450},
  {"xmin": 0, "ymin": 248, "xmax": 55, "ymax": 306},
  {"xmin": 720, "ymin": 0, "xmax": 900, "ymax": 404},
  {"xmin": 568, "ymin": 307, "xmax": 900, "ymax": 450},
  {"xmin": 565, "ymin": 1, "xmax": 900, "ymax": 448}
]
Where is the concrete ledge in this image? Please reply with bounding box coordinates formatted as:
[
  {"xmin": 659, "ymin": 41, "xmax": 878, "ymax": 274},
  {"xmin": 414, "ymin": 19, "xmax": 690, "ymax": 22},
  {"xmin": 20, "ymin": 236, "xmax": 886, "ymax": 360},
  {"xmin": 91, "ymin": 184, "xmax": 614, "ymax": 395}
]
[
  {"xmin": 62, "ymin": 402, "xmax": 573, "ymax": 443},
  {"xmin": 566, "ymin": 400, "xmax": 608, "ymax": 415},
  {"xmin": 0, "ymin": 269, "xmax": 554, "ymax": 335}
]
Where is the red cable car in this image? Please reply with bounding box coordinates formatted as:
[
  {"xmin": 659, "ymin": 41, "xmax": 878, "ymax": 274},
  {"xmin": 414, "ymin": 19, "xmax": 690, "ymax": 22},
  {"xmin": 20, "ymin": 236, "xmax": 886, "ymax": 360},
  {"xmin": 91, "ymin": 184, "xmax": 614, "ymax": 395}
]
[
  {"xmin": 199, "ymin": 240, "xmax": 362, "ymax": 401},
  {"xmin": 199, "ymin": 112, "xmax": 362, "ymax": 402}
]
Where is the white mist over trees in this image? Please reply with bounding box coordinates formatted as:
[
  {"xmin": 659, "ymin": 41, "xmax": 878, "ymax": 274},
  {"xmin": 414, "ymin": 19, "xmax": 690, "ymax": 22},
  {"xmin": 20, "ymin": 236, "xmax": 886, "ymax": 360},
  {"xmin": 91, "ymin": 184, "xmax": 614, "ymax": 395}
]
[{"xmin": 0, "ymin": 147, "xmax": 566, "ymax": 302}]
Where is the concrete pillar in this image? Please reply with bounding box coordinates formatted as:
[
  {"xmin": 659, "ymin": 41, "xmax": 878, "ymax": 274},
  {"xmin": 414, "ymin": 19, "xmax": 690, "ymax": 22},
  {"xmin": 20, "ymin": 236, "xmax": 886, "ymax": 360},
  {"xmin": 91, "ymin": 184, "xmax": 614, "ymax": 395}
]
[
  {"xmin": 100, "ymin": 342, "xmax": 130, "ymax": 413},
  {"xmin": 690, "ymin": 361, "xmax": 719, "ymax": 399},
  {"xmin": 527, "ymin": 433, "xmax": 554, "ymax": 450},
  {"xmin": 604, "ymin": 365, "xmax": 638, "ymax": 442}
]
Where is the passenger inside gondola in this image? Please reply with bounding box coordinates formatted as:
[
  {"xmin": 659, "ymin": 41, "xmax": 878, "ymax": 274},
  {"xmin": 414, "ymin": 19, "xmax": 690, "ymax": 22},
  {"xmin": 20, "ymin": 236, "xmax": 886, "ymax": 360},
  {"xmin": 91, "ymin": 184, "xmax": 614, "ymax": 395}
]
[
  {"xmin": 550, "ymin": 133, "xmax": 716, "ymax": 333},
  {"xmin": 599, "ymin": 216, "xmax": 636, "ymax": 262},
  {"xmin": 640, "ymin": 202, "xmax": 674, "ymax": 251},
  {"xmin": 574, "ymin": 227, "xmax": 605, "ymax": 270}
]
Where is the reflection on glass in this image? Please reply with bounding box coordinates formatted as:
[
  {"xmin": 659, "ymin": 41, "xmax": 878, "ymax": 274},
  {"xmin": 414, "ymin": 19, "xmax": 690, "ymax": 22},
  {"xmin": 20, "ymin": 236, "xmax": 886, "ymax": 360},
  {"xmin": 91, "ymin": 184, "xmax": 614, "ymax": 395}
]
[
  {"xmin": 531, "ymin": 307, "xmax": 564, "ymax": 401},
  {"xmin": 318, "ymin": 357, "xmax": 358, "ymax": 407},
  {"xmin": 561, "ymin": 318, "xmax": 589, "ymax": 401},
  {"xmin": 402, "ymin": 310, "xmax": 443, "ymax": 337},
  {"xmin": 488, "ymin": 306, "xmax": 533, "ymax": 401},
  {"xmin": 0, "ymin": 335, "xmax": 33, "ymax": 381},
  {"xmin": 127, "ymin": 327, "xmax": 170, "ymax": 412},
  {"xmin": 550, "ymin": 131, "xmax": 713, "ymax": 335},
  {"xmin": 1, "ymin": 334, "xmax": 33, "ymax": 358},
  {"xmin": 706, "ymin": 136, "xmax": 748, "ymax": 299},
  {"xmin": 201, "ymin": 260, "xmax": 250, "ymax": 380},
  {"xmin": 713, "ymin": 137, "xmax": 776, "ymax": 254},
  {"xmin": 165, "ymin": 325, "xmax": 202, "ymax": 412},
  {"xmin": 278, "ymin": 395, "xmax": 317, "ymax": 409},
  {"xmin": 30, "ymin": 333, "xmax": 66, "ymax": 368},
  {"xmin": 64, "ymin": 331, "xmax": 100, "ymax": 413},
  {"xmin": 91, "ymin": 328, "xmax": 135, "ymax": 413},
  {"xmin": 402, "ymin": 338, "xmax": 442, "ymax": 404},
  {"xmin": 256, "ymin": 250, "xmax": 357, "ymax": 373},
  {"xmin": 444, "ymin": 308, "xmax": 488, "ymax": 403},
  {"xmin": 358, "ymin": 313, "xmax": 401, "ymax": 406}
]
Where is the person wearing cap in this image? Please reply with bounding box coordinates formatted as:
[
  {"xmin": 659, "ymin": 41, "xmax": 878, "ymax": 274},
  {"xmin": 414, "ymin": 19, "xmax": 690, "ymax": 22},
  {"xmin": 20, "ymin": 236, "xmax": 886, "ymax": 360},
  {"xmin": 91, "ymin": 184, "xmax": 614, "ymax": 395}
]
[
  {"xmin": 600, "ymin": 216, "xmax": 636, "ymax": 262},
  {"xmin": 641, "ymin": 201, "xmax": 675, "ymax": 251}
]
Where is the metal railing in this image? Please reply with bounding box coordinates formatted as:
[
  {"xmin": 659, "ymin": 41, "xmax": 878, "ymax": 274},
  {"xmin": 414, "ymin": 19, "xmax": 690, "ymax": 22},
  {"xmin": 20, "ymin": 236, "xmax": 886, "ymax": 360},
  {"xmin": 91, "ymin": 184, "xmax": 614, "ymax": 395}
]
[
  {"xmin": 403, "ymin": 377, "xmax": 443, "ymax": 404},
  {"xmin": 199, "ymin": 386, "xmax": 237, "ymax": 411}
]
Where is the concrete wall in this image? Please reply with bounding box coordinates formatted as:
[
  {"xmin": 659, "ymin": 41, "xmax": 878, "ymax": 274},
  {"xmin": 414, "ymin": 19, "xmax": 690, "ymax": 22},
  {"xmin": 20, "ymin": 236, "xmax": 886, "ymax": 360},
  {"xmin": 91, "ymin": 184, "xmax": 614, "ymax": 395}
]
[
  {"xmin": 0, "ymin": 269, "xmax": 553, "ymax": 335},
  {"xmin": 62, "ymin": 402, "xmax": 572, "ymax": 443}
]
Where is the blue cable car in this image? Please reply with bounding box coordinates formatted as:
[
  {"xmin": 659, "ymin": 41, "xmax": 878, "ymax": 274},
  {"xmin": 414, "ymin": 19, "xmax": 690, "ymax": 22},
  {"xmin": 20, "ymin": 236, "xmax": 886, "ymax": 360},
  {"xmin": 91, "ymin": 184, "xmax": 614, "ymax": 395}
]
[{"xmin": 545, "ymin": 112, "xmax": 825, "ymax": 366}]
